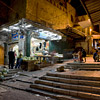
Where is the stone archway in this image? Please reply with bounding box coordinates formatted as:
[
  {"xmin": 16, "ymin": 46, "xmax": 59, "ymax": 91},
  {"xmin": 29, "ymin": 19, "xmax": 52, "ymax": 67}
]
[{"xmin": 0, "ymin": 45, "xmax": 4, "ymax": 65}]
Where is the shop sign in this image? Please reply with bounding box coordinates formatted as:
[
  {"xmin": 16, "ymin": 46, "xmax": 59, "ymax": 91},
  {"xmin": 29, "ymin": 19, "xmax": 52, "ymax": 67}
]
[
  {"xmin": 20, "ymin": 35, "xmax": 24, "ymax": 39},
  {"xmin": 12, "ymin": 32, "xmax": 18, "ymax": 41}
]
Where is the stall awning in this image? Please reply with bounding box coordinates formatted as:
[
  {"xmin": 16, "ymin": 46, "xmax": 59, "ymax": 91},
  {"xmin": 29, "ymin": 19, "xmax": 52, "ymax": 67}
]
[
  {"xmin": 80, "ymin": 0, "xmax": 100, "ymax": 25},
  {"xmin": 59, "ymin": 27, "xmax": 85, "ymax": 39},
  {"xmin": 78, "ymin": 19, "xmax": 92, "ymax": 28},
  {"xmin": 92, "ymin": 31, "xmax": 100, "ymax": 35},
  {"xmin": 0, "ymin": 18, "xmax": 63, "ymax": 41}
]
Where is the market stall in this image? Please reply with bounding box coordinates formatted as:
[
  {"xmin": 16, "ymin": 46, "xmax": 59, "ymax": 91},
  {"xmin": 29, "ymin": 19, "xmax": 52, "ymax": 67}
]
[{"xmin": 1, "ymin": 19, "xmax": 63, "ymax": 70}]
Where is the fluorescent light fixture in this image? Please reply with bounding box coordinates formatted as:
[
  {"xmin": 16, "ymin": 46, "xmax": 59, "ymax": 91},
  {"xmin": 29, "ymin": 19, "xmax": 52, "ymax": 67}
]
[
  {"xmin": 2, "ymin": 28, "xmax": 8, "ymax": 31},
  {"xmin": 9, "ymin": 26, "xmax": 19, "ymax": 30},
  {"xmin": 25, "ymin": 24, "xmax": 32, "ymax": 28},
  {"xmin": 38, "ymin": 29, "xmax": 44, "ymax": 32},
  {"xmin": 2, "ymin": 28, "xmax": 11, "ymax": 32}
]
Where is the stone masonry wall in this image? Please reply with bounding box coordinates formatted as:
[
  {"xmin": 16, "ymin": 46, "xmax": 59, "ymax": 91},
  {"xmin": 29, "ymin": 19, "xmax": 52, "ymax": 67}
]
[{"xmin": 26, "ymin": 0, "xmax": 76, "ymax": 29}]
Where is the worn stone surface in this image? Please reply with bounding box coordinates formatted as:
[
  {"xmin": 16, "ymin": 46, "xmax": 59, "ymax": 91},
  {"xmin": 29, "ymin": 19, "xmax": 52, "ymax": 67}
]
[
  {"xmin": 1, "ymin": 57, "xmax": 100, "ymax": 100},
  {"xmin": 0, "ymin": 86, "xmax": 55, "ymax": 100}
]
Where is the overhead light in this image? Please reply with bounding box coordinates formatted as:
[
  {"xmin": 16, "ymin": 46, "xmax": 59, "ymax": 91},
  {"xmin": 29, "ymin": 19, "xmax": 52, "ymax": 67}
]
[
  {"xmin": 38, "ymin": 29, "xmax": 44, "ymax": 32},
  {"xmin": 25, "ymin": 24, "xmax": 32, "ymax": 28},
  {"xmin": 2, "ymin": 28, "xmax": 11, "ymax": 32},
  {"xmin": 2, "ymin": 28, "xmax": 8, "ymax": 31},
  {"xmin": 9, "ymin": 26, "xmax": 19, "ymax": 30},
  {"xmin": 90, "ymin": 28, "xmax": 92, "ymax": 32}
]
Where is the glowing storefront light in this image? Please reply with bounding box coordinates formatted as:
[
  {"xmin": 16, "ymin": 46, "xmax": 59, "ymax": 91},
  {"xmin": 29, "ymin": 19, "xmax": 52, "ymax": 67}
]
[
  {"xmin": 25, "ymin": 24, "xmax": 32, "ymax": 28},
  {"xmin": 1, "ymin": 19, "xmax": 62, "ymax": 41},
  {"xmin": 35, "ymin": 29, "xmax": 62, "ymax": 41},
  {"xmin": 2, "ymin": 28, "xmax": 11, "ymax": 32},
  {"xmin": 90, "ymin": 28, "xmax": 92, "ymax": 32}
]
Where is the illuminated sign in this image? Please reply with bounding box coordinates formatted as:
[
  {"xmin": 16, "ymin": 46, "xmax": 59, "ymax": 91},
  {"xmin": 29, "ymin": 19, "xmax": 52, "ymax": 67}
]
[{"xmin": 12, "ymin": 32, "xmax": 18, "ymax": 41}]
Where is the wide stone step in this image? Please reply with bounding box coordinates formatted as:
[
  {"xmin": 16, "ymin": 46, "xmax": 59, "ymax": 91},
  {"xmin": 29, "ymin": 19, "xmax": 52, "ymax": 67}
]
[
  {"xmin": 40, "ymin": 76, "xmax": 100, "ymax": 87},
  {"xmin": 46, "ymin": 73, "xmax": 100, "ymax": 81},
  {"xmin": 65, "ymin": 63, "xmax": 100, "ymax": 69},
  {"xmin": 78, "ymin": 68, "xmax": 100, "ymax": 71},
  {"xmin": 30, "ymin": 84, "xmax": 100, "ymax": 100},
  {"xmin": 67, "ymin": 63, "xmax": 100, "ymax": 66},
  {"xmin": 1, "ymin": 77, "xmax": 13, "ymax": 81},
  {"xmin": 65, "ymin": 66, "xmax": 100, "ymax": 69},
  {"xmin": 35, "ymin": 79, "xmax": 100, "ymax": 94},
  {"xmin": 26, "ymin": 88, "xmax": 81, "ymax": 100}
]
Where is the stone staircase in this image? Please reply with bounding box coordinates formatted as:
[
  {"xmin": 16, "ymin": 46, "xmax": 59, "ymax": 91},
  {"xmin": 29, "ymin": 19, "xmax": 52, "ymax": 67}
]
[
  {"xmin": 65, "ymin": 63, "xmax": 100, "ymax": 70},
  {"xmin": 27, "ymin": 72, "xmax": 100, "ymax": 100}
]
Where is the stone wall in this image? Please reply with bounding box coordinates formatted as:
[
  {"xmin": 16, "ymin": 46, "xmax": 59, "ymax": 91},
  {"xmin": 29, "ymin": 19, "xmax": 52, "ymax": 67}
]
[
  {"xmin": 8, "ymin": 0, "xmax": 26, "ymax": 22},
  {"xmin": 0, "ymin": 0, "xmax": 9, "ymax": 25},
  {"xmin": 26, "ymin": 0, "xmax": 76, "ymax": 29}
]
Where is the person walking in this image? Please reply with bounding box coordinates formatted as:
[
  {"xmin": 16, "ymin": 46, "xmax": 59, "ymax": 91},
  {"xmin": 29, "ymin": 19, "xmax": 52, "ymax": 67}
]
[
  {"xmin": 15, "ymin": 50, "xmax": 23, "ymax": 69},
  {"xmin": 78, "ymin": 49, "xmax": 82, "ymax": 62},
  {"xmin": 8, "ymin": 49, "xmax": 15, "ymax": 69},
  {"xmin": 93, "ymin": 50, "xmax": 98, "ymax": 62},
  {"xmin": 82, "ymin": 49, "xmax": 86, "ymax": 62}
]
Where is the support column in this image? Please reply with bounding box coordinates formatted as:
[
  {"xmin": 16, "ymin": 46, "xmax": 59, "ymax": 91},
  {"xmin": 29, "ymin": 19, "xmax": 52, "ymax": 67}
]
[
  {"xmin": 26, "ymin": 31, "xmax": 31, "ymax": 57},
  {"xmin": 99, "ymin": 23, "xmax": 100, "ymax": 33},
  {"xmin": 87, "ymin": 28, "xmax": 89, "ymax": 54}
]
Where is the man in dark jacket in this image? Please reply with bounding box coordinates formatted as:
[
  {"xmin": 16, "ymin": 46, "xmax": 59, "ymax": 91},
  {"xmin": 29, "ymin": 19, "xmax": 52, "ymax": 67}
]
[{"xmin": 8, "ymin": 49, "xmax": 15, "ymax": 69}]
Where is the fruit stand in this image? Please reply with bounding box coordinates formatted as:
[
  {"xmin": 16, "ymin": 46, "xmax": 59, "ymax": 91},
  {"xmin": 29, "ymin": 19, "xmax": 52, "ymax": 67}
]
[{"xmin": 21, "ymin": 56, "xmax": 40, "ymax": 71}]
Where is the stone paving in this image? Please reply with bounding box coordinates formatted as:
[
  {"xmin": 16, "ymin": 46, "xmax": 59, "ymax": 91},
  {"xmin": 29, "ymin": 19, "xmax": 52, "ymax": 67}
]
[{"xmin": 0, "ymin": 86, "xmax": 55, "ymax": 100}]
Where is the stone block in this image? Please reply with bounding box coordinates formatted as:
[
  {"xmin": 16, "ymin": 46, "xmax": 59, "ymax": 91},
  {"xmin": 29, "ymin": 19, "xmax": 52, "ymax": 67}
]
[
  {"xmin": 42, "ymin": 86, "xmax": 53, "ymax": 92},
  {"xmin": 91, "ymin": 94, "xmax": 100, "ymax": 100},
  {"xmin": 47, "ymin": 73, "xmax": 56, "ymax": 77},
  {"xmin": 30, "ymin": 84, "xmax": 44, "ymax": 90},
  {"xmin": 70, "ymin": 79, "xmax": 79, "ymax": 84},
  {"xmin": 70, "ymin": 75, "xmax": 79, "ymax": 79},
  {"xmin": 59, "ymin": 78, "xmax": 70, "ymax": 84},
  {"xmin": 78, "ymin": 80, "xmax": 89, "ymax": 85},
  {"xmin": 60, "ymin": 83, "xmax": 71, "ymax": 89},
  {"xmin": 77, "ymin": 92, "xmax": 92, "ymax": 99},
  {"xmin": 70, "ymin": 85, "xmax": 78, "ymax": 90},
  {"xmin": 69, "ymin": 90, "xmax": 78, "ymax": 97},
  {"xmin": 53, "ymin": 82, "xmax": 62, "ymax": 88},
  {"xmin": 58, "ymin": 89, "xmax": 69, "ymax": 95},
  {"xmin": 35, "ymin": 80, "xmax": 53, "ymax": 86},
  {"xmin": 78, "ymin": 85, "xmax": 92, "ymax": 92},
  {"xmin": 64, "ymin": 75, "xmax": 71, "ymax": 79},
  {"xmin": 92, "ymin": 87, "xmax": 100, "ymax": 94},
  {"xmin": 44, "ymin": 76, "xmax": 59, "ymax": 82}
]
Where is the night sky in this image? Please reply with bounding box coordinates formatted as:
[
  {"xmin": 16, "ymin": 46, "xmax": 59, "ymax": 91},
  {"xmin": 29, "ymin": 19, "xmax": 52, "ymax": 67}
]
[{"xmin": 70, "ymin": 0, "xmax": 86, "ymax": 16}]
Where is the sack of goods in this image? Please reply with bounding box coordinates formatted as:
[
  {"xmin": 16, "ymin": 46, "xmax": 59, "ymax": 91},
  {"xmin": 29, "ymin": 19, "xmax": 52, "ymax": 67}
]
[{"xmin": 57, "ymin": 66, "xmax": 64, "ymax": 72}]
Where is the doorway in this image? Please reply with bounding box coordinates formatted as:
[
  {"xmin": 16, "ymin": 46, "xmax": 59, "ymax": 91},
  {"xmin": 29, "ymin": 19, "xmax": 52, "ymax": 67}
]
[{"xmin": 0, "ymin": 45, "xmax": 4, "ymax": 65}]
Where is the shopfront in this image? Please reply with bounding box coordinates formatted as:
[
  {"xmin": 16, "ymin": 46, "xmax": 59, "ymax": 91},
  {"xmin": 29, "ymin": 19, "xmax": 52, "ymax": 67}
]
[
  {"xmin": 31, "ymin": 38, "xmax": 49, "ymax": 56},
  {"xmin": 29, "ymin": 28, "xmax": 63, "ymax": 64},
  {"xmin": 8, "ymin": 32, "xmax": 25, "ymax": 58},
  {"xmin": 1, "ymin": 19, "xmax": 63, "ymax": 67}
]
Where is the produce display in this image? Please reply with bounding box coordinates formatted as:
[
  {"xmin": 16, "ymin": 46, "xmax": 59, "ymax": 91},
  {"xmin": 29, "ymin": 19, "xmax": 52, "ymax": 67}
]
[
  {"xmin": 0, "ymin": 68, "xmax": 9, "ymax": 80},
  {"xmin": 22, "ymin": 56, "xmax": 35, "ymax": 61}
]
